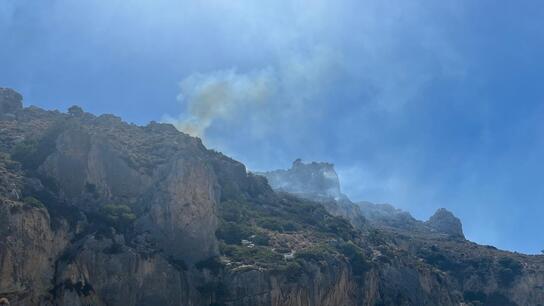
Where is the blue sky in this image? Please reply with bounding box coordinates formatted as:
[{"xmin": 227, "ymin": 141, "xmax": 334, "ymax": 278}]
[{"xmin": 1, "ymin": 0, "xmax": 544, "ymax": 254}]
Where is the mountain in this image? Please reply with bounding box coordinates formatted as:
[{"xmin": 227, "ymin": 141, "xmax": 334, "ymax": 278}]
[
  {"xmin": 256, "ymin": 160, "xmax": 367, "ymax": 229},
  {"xmin": 259, "ymin": 160, "xmax": 465, "ymax": 239},
  {"xmin": 1, "ymin": 87, "xmax": 543, "ymax": 306}
]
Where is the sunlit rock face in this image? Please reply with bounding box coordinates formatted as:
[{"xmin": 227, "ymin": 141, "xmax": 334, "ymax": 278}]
[{"xmin": 257, "ymin": 159, "xmax": 344, "ymax": 200}]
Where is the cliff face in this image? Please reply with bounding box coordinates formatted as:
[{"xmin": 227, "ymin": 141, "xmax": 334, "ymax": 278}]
[
  {"xmin": 258, "ymin": 160, "xmax": 465, "ymax": 238},
  {"xmin": 0, "ymin": 88, "xmax": 22, "ymax": 115},
  {"xmin": 425, "ymin": 208, "xmax": 464, "ymax": 238},
  {"xmin": 258, "ymin": 159, "xmax": 343, "ymax": 199},
  {"xmin": 1, "ymin": 88, "xmax": 543, "ymax": 306},
  {"xmin": 257, "ymin": 160, "xmax": 367, "ymax": 229}
]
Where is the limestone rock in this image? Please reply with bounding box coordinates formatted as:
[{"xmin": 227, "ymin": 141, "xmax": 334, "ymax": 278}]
[
  {"xmin": 0, "ymin": 88, "xmax": 22, "ymax": 115},
  {"xmin": 258, "ymin": 159, "xmax": 343, "ymax": 199},
  {"xmin": 426, "ymin": 208, "xmax": 465, "ymax": 238},
  {"xmin": 257, "ymin": 159, "xmax": 367, "ymax": 229}
]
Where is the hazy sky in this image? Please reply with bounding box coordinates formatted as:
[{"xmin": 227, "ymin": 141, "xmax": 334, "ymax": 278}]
[{"xmin": 1, "ymin": 0, "xmax": 544, "ymax": 254}]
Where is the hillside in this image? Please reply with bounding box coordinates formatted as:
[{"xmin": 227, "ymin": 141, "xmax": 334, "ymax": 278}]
[{"xmin": 1, "ymin": 87, "xmax": 544, "ymax": 306}]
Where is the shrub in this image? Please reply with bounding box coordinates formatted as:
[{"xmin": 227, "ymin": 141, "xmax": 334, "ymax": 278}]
[
  {"xmin": 252, "ymin": 232, "xmax": 270, "ymax": 246},
  {"xmin": 99, "ymin": 204, "xmax": 137, "ymax": 232},
  {"xmin": 220, "ymin": 244, "xmax": 282, "ymax": 266},
  {"xmin": 257, "ymin": 217, "xmax": 299, "ymax": 233},
  {"xmin": 10, "ymin": 122, "xmax": 65, "ymax": 170},
  {"xmin": 257, "ymin": 217, "xmax": 284, "ymax": 231},
  {"xmin": 216, "ymin": 222, "xmax": 252, "ymax": 244},
  {"xmin": 337, "ymin": 241, "xmax": 370, "ymax": 276},
  {"xmin": 23, "ymin": 196, "xmax": 45, "ymax": 209},
  {"xmin": 282, "ymin": 262, "xmax": 304, "ymax": 282},
  {"xmin": 497, "ymin": 257, "xmax": 522, "ymax": 287},
  {"xmin": 296, "ymin": 245, "xmax": 335, "ymax": 262},
  {"xmin": 11, "ymin": 139, "xmax": 40, "ymax": 169}
]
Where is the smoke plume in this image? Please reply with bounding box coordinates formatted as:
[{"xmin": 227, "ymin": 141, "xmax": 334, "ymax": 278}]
[
  {"xmin": 171, "ymin": 68, "xmax": 276, "ymax": 138},
  {"xmin": 165, "ymin": 47, "xmax": 340, "ymax": 140}
]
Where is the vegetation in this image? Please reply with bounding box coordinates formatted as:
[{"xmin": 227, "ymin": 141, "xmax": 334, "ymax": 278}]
[
  {"xmin": 274, "ymin": 261, "xmax": 304, "ymax": 282},
  {"xmin": 252, "ymin": 232, "xmax": 270, "ymax": 246},
  {"xmin": 99, "ymin": 203, "xmax": 137, "ymax": 232},
  {"xmin": 23, "ymin": 196, "xmax": 45, "ymax": 209},
  {"xmin": 497, "ymin": 257, "xmax": 523, "ymax": 287},
  {"xmin": 215, "ymin": 221, "xmax": 252, "ymax": 244},
  {"xmin": 295, "ymin": 244, "xmax": 336, "ymax": 263},
  {"xmin": 213, "ymin": 182, "xmax": 371, "ymax": 283},
  {"xmin": 216, "ymin": 195, "xmax": 357, "ymax": 244},
  {"xmin": 220, "ymin": 243, "xmax": 283, "ymax": 268},
  {"xmin": 10, "ymin": 121, "xmax": 66, "ymax": 170},
  {"xmin": 336, "ymin": 241, "xmax": 370, "ymax": 277}
]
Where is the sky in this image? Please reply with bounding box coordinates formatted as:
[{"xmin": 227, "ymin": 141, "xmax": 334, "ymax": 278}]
[{"xmin": 1, "ymin": 0, "xmax": 544, "ymax": 254}]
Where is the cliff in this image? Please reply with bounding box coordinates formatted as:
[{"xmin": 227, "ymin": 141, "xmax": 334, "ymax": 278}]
[{"xmin": 1, "ymin": 88, "xmax": 543, "ymax": 306}]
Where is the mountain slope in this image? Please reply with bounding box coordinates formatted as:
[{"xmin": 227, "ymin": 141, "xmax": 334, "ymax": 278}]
[{"xmin": 1, "ymin": 88, "xmax": 543, "ymax": 306}]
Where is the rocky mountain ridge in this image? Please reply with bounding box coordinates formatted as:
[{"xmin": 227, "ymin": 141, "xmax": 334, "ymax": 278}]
[
  {"xmin": 1, "ymin": 87, "xmax": 543, "ymax": 306},
  {"xmin": 259, "ymin": 159, "xmax": 465, "ymax": 239}
]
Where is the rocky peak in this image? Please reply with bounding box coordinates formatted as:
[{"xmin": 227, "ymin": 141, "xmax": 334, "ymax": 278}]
[
  {"xmin": 258, "ymin": 159, "xmax": 343, "ymax": 199},
  {"xmin": 68, "ymin": 105, "xmax": 85, "ymax": 116},
  {"xmin": 0, "ymin": 88, "xmax": 23, "ymax": 115},
  {"xmin": 425, "ymin": 208, "xmax": 464, "ymax": 238}
]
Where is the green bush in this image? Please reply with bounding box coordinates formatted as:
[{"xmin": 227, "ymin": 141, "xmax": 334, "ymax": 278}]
[
  {"xmin": 220, "ymin": 244, "xmax": 282, "ymax": 266},
  {"xmin": 10, "ymin": 122, "xmax": 65, "ymax": 170},
  {"xmin": 337, "ymin": 241, "xmax": 370, "ymax": 277},
  {"xmin": 257, "ymin": 217, "xmax": 283, "ymax": 231},
  {"xmin": 99, "ymin": 204, "xmax": 137, "ymax": 231},
  {"xmin": 296, "ymin": 245, "xmax": 335, "ymax": 262},
  {"xmin": 278, "ymin": 261, "xmax": 304, "ymax": 282},
  {"xmin": 11, "ymin": 139, "xmax": 40, "ymax": 169},
  {"xmin": 252, "ymin": 232, "xmax": 270, "ymax": 246},
  {"xmin": 257, "ymin": 217, "xmax": 299, "ymax": 232},
  {"xmin": 23, "ymin": 196, "xmax": 45, "ymax": 209}
]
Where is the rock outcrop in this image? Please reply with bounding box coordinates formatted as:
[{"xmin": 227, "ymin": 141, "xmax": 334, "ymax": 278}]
[
  {"xmin": 257, "ymin": 159, "xmax": 367, "ymax": 229},
  {"xmin": 0, "ymin": 88, "xmax": 22, "ymax": 115},
  {"xmin": 425, "ymin": 208, "xmax": 465, "ymax": 238},
  {"xmin": 258, "ymin": 159, "xmax": 343, "ymax": 199}
]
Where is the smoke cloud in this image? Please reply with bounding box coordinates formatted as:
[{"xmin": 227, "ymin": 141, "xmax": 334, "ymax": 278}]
[
  {"xmin": 170, "ymin": 68, "xmax": 276, "ymax": 138},
  {"xmin": 165, "ymin": 46, "xmax": 341, "ymax": 141}
]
